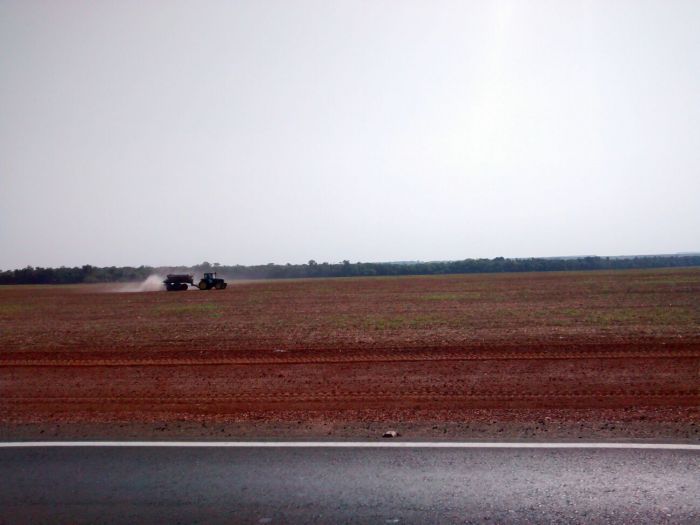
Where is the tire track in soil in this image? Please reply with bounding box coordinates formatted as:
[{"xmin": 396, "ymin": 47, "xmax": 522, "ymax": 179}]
[
  {"xmin": 5, "ymin": 390, "xmax": 696, "ymax": 402},
  {"xmin": 4, "ymin": 392, "xmax": 696, "ymax": 415},
  {"xmin": 2, "ymin": 348, "xmax": 698, "ymax": 367}
]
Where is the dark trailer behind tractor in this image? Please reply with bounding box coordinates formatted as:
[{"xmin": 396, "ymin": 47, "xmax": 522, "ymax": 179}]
[{"xmin": 162, "ymin": 274, "xmax": 194, "ymax": 291}]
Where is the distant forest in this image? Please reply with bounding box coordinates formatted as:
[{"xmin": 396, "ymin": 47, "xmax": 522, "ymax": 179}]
[{"xmin": 1, "ymin": 255, "xmax": 700, "ymax": 285}]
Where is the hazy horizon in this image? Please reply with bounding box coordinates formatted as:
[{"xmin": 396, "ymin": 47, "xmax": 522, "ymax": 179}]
[
  {"xmin": 2, "ymin": 1, "xmax": 699, "ymax": 269},
  {"xmin": 3, "ymin": 250, "xmax": 700, "ymax": 272}
]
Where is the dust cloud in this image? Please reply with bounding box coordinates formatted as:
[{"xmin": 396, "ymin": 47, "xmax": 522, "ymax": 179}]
[{"xmin": 115, "ymin": 274, "xmax": 167, "ymax": 293}]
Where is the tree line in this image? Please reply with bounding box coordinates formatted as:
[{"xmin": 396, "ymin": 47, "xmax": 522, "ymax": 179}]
[{"xmin": 1, "ymin": 255, "xmax": 699, "ymax": 285}]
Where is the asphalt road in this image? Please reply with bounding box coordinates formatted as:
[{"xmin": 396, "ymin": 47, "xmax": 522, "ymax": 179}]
[{"xmin": 0, "ymin": 444, "xmax": 698, "ymax": 524}]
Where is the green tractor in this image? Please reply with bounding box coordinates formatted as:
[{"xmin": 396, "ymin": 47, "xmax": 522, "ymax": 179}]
[{"xmin": 198, "ymin": 272, "xmax": 227, "ymax": 290}]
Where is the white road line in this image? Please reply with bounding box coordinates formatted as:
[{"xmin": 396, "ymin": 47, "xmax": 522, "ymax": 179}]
[{"xmin": 0, "ymin": 441, "xmax": 698, "ymax": 450}]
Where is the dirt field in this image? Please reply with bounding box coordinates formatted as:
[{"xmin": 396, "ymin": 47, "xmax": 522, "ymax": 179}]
[{"xmin": 1, "ymin": 268, "xmax": 698, "ymax": 441}]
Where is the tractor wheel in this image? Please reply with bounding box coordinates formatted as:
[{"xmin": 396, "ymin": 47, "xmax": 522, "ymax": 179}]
[
  {"xmin": 198, "ymin": 281, "xmax": 208, "ymax": 290},
  {"xmin": 179, "ymin": 283, "xmax": 188, "ymax": 291},
  {"xmin": 220, "ymin": 282, "xmax": 227, "ymax": 289},
  {"xmin": 215, "ymin": 282, "xmax": 224, "ymax": 289}
]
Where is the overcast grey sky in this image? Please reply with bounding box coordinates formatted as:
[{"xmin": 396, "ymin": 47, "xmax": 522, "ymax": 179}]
[{"xmin": 1, "ymin": 1, "xmax": 698, "ymax": 269}]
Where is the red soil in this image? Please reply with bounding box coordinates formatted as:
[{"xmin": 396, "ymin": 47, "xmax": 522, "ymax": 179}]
[{"xmin": 1, "ymin": 268, "xmax": 698, "ymax": 438}]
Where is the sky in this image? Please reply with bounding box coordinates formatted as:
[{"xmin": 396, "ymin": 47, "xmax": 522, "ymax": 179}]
[{"xmin": 1, "ymin": 0, "xmax": 699, "ymax": 269}]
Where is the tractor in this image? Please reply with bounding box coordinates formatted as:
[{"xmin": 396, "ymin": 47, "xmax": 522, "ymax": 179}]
[
  {"xmin": 197, "ymin": 272, "xmax": 227, "ymax": 290},
  {"xmin": 163, "ymin": 272, "xmax": 227, "ymax": 291}
]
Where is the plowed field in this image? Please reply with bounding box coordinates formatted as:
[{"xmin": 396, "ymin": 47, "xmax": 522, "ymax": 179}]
[{"xmin": 1, "ymin": 268, "xmax": 698, "ymax": 439}]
